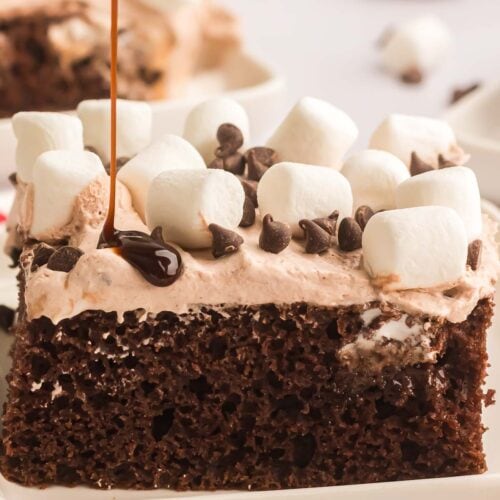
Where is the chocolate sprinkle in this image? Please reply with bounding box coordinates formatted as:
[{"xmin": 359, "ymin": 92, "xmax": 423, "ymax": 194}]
[
  {"xmin": 208, "ymin": 224, "xmax": 244, "ymax": 259},
  {"xmin": 401, "ymin": 67, "xmax": 423, "ymax": 84},
  {"xmin": 313, "ymin": 211, "xmax": 339, "ymax": 236},
  {"xmin": 451, "ymin": 83, "xmax": 480, "ymax": 105},
  {"xmin": 241, "ymin": 179, "xmax": 258, "ymax": 207},
  {"xmin": 467, "ymin": 239, "xmax": 482, "ymax": 271},
  {"xmin": 246, "ymin": 147, "xmax": 278, "ymax": 181},
  {"xmin": 216, "ymin": 123, "xmax": 244, "ymax": 157},
  {"xmin": 259, "ymin": 214, "xmax": 292, "ymax": 254},
  {"xmin": 338, "ymin": 218, "xmax": 362, "ymax": 252},
  {"xmin": 355, "ymin": 206, "xmax": 374, "ymax": 231},
  {"xmin": 31, "ymin": 243, "xmax": 56, "ymax": 272},
  {"xmin": 47, "ymin": 246, "xmax": 84, "ymax": 273},
  {"xmin": 239, "ymin": 196, "xmax": 256, "ymax": 228},
  {"xmin": 410, "ymin": 152, "xmax": 434, "ymax": 176},
  {"xmin": 438, "ymin": 154, "xmax": 456, "ymax": 169},
  {"xmin": 299, "ymin": 219, "xmax": 333, "ymax": 254},
  {"xmin": 0, "ymin": 305, "xmax": 15, "ymax": 331}
]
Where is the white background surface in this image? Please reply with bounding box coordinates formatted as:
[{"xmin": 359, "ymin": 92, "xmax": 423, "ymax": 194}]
[{"xmin": 218, "ymin": 0, "xmax": 500, "ymax": 147}]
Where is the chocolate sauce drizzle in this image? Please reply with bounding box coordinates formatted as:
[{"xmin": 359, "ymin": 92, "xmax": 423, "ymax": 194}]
[{"xmin": 97, "ymin": 0, "xmax": 183, "ymax": 287}]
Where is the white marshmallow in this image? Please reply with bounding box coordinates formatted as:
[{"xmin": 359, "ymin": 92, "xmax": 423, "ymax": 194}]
[
  {"xmin": 183, "ymin": 98, "xmax": 250, "ymax": 163},
  {"xmin": 369, "ymin": 114, "xmax": 459, "ymax": 167},
  {"xmin": 146, "ymin": 169, "xmax": 245, "ymax": 249},
  {"xmin": 31, "ymin": 150, "xmax": 105, "ymax": 238},
  {"xmin": 12, "ymin": 112, "xmax": 84, "ymax": 183},
  {"xmin": 342, "ymin": 149, "xmax": 409, "ymax": 211},
  {"xmin": 266, "ymin": 97, "xmax": 358, "ymax": 170},
  {"xmin": 381, "ymin": 16, "xmax": 452, "ymax": 77},
  {"xmin": 118, "ymin": 134, "xmax": 206, "ymax": 220},
  {"xmin": 77, "ymin": 99, "xmax": 152, "ymax": 164},
  {"xmin": 362, "ymin": 206, "xmax": 468, "ymax": 290},
  {"xmin": 396, "ymin": 166, "xmax": 482, "ymax": 241},
  {"xmin": 257, "ymin": 162, "xmax": 353, "ymax": 237}
]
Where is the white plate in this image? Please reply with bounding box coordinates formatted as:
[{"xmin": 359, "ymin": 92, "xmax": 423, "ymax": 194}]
[
  {"xmin": 0, "ymin": 51, "xmax": 287, "ymax": 189},
  {"xmin": 445, "ymin": 82, "xmax": 500, "ymax": 205},
  {"xmin": 0, "ymin": 217, "xmax": 498, "ymax": 500}
]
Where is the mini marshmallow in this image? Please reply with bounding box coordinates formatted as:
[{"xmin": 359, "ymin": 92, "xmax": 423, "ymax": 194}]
[
  {"xmin": 12, "ymin": 112, "xmax": 84, "ymax": 183},
  {"xmin": 266, "ymin": 97, "xmax": 358, "ymax": 170},
  {"xmin": 77, "ymin": 99, "xmax": 152, "ymax": 164},
  {"xmin": 342, "ymin": 149, "xmax": 409, "ymax": 211},
  {"xmin": 146, "ymin": 169, "xmax": 244, "ymax": 249},
  {"xmin": 257, "ymin": 162, "xmax": 353, "ymax": 236},
  {"xmin": 396, "ymin": 166, "xmax": 482, "ymax": 241},
  {"xmin": 183, "ymin": 98, "xmax": 250, "ymax": 163},
  {"xmin": 369, "ymin": 114, "xmax": 460, "ymax": 167},
  {"xmin": 117, "ymin": 134, "xmax": 206, "ymax": 219},
  {"xmin": 31, "ymin": 150, "xmax": 105, "ymax": 238},
  {"xmin": 363, "ymin": 206, "xmax": 468, "ymax": 290},
  {"xmin": 381, "ymin": 16, "xmax": 452, "ymax": 78}
]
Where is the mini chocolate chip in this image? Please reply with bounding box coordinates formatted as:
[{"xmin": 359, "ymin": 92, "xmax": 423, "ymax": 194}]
[
  {"xmin": 8, "ymin": 172, "xmax": 17, "ymax": 186},
  {"xmin": 31, "ymin": 243, "xmax": 56, "ymax": 272},
  {"xmin": 451, "ymin": 83, "xmax": 480, "ymax": 105},
  {"xmin": 338, "ymin": 217, "xmax": 362, "ymax": 252},
  {"xmin": 355, "ymin": 206, "xmax": 374, "ymax": 231},
  {"xmin": 223, "ymin": 153, "xmax": 246, "ymax": 175},
  {"xmin": 438, "ymin": 154, "xmax": 456, "ymax": 169},
  {"xmin": 467, "ymin": 239, "xmax": 482, "ymax": 271},
  {"xmin": 299, "ymin": 219, "xmax": 333, "ymax": 254},
  {"xmin": 239, "ymin": 196, "xmax": 256, "ymax": 228},
  {"xmin": 241, "ymin": 179, "xmax": 258, "ymax": 206},
  {"xmin": 47, "ymin": 246, "xmax": 84, "ymax": 272},
  {"xmin": 208, "ymin": 224, "xmax": 244, "ymax": 259},
  {"xmin": 401, "ymin": 67, "xmax": 423, "ymax": 84},
  {"xmin": 410, "ymin": 151, "xmax": 434, "ymax": 176},
  {"xmin": 216, "ymin": 123, "xmax": 244, "ymax": 156},
  {"xmin": 259, "ymin": 214, "xmax": 292, "ymax": 254},
  {"xmin": 0, "ymin": 305, "xmax": 15, "ymax": 331},
  {"xmin": 313, "ymin": 211, "xmax": 339, "ymax": 236},
  {"xmin": 246, "ymin": 147, "xmax": 278, "ymax": 181},
  {"xmin": 208, "ymin": 157, "xmax": 225, "ymax": 169}
]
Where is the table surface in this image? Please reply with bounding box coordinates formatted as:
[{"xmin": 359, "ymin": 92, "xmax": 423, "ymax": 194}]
[{"xmin": 218, "ymin": 0, "xmax": 500, "ymax": 148}]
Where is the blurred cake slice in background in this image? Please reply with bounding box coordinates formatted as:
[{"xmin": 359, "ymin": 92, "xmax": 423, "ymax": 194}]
[{"xmin": 0, "ymin": 0, "xmax": 240, "ymax": 118}]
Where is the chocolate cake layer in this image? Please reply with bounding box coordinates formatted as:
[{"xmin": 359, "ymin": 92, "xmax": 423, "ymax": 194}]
[{"xmin": 1, "ymin": 295, "xmax": 492, "ymax": 490}]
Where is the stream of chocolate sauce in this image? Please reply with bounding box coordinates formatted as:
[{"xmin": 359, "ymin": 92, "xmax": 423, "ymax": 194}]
[{"xmin": 97, "ymin": 0, "xmax": 182, "ymax": 287}]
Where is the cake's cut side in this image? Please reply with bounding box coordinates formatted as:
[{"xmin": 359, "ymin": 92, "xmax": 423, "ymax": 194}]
[{"xmin": 1, "ymin": 290, "xmax": 493, "ymax": 489}]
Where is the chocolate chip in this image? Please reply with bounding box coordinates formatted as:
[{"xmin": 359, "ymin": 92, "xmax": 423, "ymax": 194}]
[
  {"xmin": 299, "ymin": 219, "xmax": 333, "ymax": 254},
  {"xmin": 410, "ymin": 152, "xmax": 434, "ymax": 176},
  {"xmin": 401, "ymin": 67, "xmax": 423, "ymax": 84},
  {"xmin": 208, "ymin": 157, "xmax": 225, "ymax": 169},
  {"xmin": 8, "ymin": 172, "xmax": 17, "ymax": 186},
  {"xmin": 241, "ymin": 179, "xmax": 258, "ymax": 207},
  {"xmin": 338, "ymin": 217, "xmax": 362, "ymax": 252},
  {"xmin": 216, "ymin": 123, "xmax": 244, "ymax": 157},
  {"xmin": 31, "ymin": 243, "xmax": 56, "ymax": 272},
  {"xmin": 246, "ymin": 147, "xmax": 278, "ymax": 181},
  {"xmin": 47, "ymin": 246, "xmax": 84, "ymax": 272},
  {"xmin": 355, "ymin": 206, "xmax": 374, "ymax": 231},
  {"xmin": 9, "ymin": 247, "xmax": 21, "ymax": 268},
  {"xmin": 467, "ymin": 239, "xmax": 482, "ymax": 271},
  {"xmin": 208, "ymin": 224, "xmax": 244, "ymax": 259},
  {"xmin": 438, "ymin": 154, "xmax": 456, "ymax": 169},
  {"xmin": 0, "ymin": 305, "xmax": 15, "ymax": 331},
  {"xmin": 451, "ymin": 83, "xmax": 480, "ymax": 105},
  {"xmin": 259, "ymin": 214, "xmax": 292, "ymax": 254},
  {"xmin": 313, "ymin": 211, "xmax": 339, "ymax": 236},
  {"xmin": 239, "ymin": 196, "xmax": 256, "ymax": 228},
  {"xmin": 223, "ymin": 153, "xmax": 246, "ymax": 175}
]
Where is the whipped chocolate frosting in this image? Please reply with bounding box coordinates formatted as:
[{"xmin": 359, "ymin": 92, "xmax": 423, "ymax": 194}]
[{"xmin": 14, "ymin": 178, "xmax": 499, "ymax": 324}]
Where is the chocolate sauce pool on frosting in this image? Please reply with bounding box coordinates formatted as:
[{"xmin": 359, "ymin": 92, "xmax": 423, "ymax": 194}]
[{"xmin": 97, "ymin": 0, "xmax": 183, "ymax": 287}]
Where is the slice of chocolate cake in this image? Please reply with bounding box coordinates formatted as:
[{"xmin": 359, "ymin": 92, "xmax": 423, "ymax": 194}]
[
  {"xmin": 1, "ymin": 95, "xmax": 498, "ymax": 493},
  {"xmin": 0, "ymin": 0, "xmax": 240, "ymax": 117}
]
